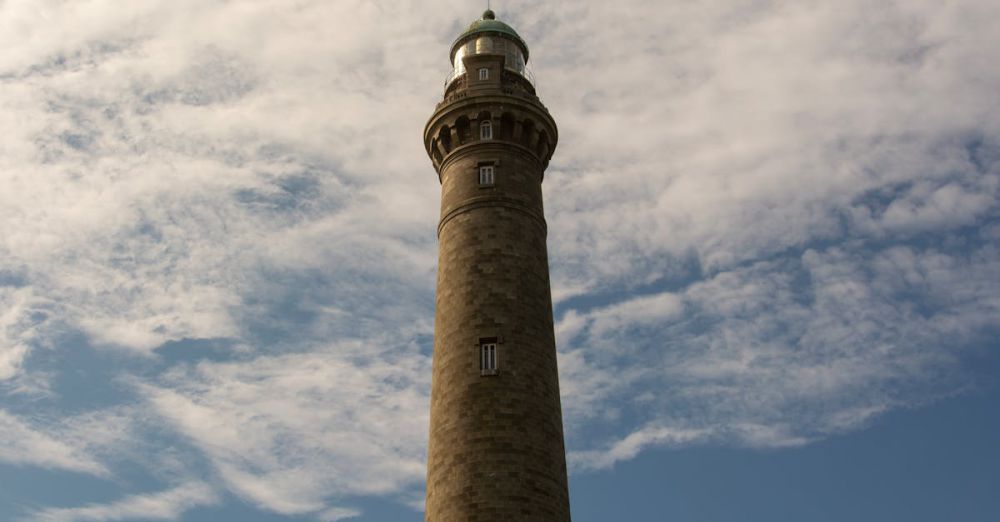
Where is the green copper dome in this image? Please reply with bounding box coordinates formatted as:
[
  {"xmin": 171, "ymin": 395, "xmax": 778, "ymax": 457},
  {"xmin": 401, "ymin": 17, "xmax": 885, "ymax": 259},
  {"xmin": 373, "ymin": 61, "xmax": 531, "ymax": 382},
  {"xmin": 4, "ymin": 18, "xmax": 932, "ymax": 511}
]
[{"xmin": 450, "ymin": 10, "xmax": 529, "ymax": 62}]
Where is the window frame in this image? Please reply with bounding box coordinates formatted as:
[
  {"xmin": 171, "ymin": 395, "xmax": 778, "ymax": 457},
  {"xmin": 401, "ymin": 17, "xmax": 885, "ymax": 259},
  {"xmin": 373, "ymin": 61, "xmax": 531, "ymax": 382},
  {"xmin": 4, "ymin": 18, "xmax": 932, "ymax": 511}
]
[
  {"xmin": 480, "ymin": 342, "xmax": 498, "ymax": 375},
  {"xmin": 478, "ymin": 67, "xmax": 489, "ymax": 80},
  {"xmin": 478, "ymin": 165, "xmax": 495, "ymax": 186},
  {"xmin": 480, "ymin": 120, "xmax": 492, "ymax": 140}
]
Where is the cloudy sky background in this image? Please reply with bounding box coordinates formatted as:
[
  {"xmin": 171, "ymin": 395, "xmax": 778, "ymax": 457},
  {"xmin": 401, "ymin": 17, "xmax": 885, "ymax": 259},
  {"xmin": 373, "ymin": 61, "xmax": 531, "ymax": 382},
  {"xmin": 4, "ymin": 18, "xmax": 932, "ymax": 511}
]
[{"xmin": 1, "ymin": 0, "xmax": 998, "ymax": 520}]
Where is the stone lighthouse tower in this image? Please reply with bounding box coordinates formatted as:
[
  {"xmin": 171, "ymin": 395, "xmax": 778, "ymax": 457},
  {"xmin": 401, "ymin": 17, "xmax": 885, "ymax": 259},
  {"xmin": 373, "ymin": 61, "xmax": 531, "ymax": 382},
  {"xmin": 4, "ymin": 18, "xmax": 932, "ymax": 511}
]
[{"xmin": 422, "ymin": 9, "xmax": 570, "ymax": 522}]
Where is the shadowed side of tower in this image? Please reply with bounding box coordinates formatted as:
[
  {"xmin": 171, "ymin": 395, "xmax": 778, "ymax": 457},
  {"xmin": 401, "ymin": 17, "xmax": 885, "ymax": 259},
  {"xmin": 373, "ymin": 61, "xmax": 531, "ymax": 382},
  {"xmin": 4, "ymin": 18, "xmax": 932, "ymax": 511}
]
[{"xmin": 422, "ymin": 10, "xmax": 570, "ymax": 522}]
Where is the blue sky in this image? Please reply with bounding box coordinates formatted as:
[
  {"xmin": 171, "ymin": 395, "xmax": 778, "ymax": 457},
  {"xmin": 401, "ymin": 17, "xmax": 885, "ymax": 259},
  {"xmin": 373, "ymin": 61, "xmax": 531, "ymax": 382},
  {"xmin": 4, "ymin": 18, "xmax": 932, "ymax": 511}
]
[{"xmin": 1, "ymin": 0, "xmax": 999, "ymax": 520}]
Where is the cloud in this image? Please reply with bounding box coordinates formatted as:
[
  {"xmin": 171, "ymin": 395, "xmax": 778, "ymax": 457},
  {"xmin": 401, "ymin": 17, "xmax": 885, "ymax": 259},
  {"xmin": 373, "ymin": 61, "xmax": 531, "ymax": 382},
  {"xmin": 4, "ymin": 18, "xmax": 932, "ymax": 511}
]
[
  {"xmin": 570, "ymin": 425, "xmax": 712, "ymax": 471},
  {"xmin": 536, "ymin": 0, "xmax": 1000, "ymax": 293},
  {"xmin": 136, "ymin": 337, "xmax": 431, "ymax": 516},
  {"xmin": 25, "ymin": 482, "xmax": 218, "ymax": 522},
  {"xmin": 0, "ymin": 0, "xmax": 446, "ymax": 376},
  {"xmin": 558, "ymin": 240, "xmax": 999, "ymax": 469},
  {"xmin": 1, "ymin": 2, "xmax": 445, "ymax": 511},
  {"xmin": 317, "ymin": 506, "xmax": 362, "ymax": 522},
  {"xmin": 0, "ymin": 287, "xmax": 38, "ymax": 381},
  {"xmin": 0, "ymin": 410, "xmax": 111, "ymax": 476}
]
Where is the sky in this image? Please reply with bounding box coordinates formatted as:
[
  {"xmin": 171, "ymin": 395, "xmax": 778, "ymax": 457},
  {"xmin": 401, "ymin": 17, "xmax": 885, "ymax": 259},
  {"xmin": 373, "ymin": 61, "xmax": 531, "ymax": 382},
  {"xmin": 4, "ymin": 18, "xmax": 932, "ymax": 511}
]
[{"xmin": 1, "ymin": 0, "xmax": 999, "ymax": 520}]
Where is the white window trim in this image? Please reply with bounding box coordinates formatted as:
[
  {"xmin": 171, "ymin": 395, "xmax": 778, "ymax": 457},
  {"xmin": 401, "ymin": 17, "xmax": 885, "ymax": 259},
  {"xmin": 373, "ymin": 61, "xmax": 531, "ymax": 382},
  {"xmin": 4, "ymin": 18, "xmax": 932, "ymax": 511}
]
[
  {"xmin": 480, "ymin": 120, "xmax": 492, "ymax": 140},
  {"xmin": 479, "ymin": 165, "xmax": 495, "ymax": 186},
  {"xmin": 478, "ymin": 67, "xmax": 489, "ymax": 80}
]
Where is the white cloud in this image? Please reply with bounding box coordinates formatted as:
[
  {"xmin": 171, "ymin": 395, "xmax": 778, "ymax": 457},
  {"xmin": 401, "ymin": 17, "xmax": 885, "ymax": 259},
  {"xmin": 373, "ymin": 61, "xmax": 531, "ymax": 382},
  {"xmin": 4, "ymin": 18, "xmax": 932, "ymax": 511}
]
[
  {"xmin": 570, "ymin": 425, "xmax": 711, "ymax": 471},
  {"xmin": 558, "ymin": 241, "xmax": 999, "ymax": 468},
  {"xmin": 317, "ymin": 506, "xmax": 362, "ymax": 522},
  {"xmin": 2, "ymin": 3, "xmax": 446, "ymax": 512},
  {"xmin": 0, "ymin": 410, "xmax": 109, "ymax": 476},
  {"xmin": 137, "ymin": 337, "xmax": 431, "ymax": 516},
  {"xmin": 0, "ymin": 288, "xmax": 36, "ymax": 381},
  {"xmin": 25, "ymin": 482, "xmax": 218, "ymax": 522},
  {"xmin": 0, "ymin": 0, "xmax": 447, "ymax": 374},
  {"xmin": 537, "ymin": 0, "xmax": 1000, "ymax": 293}
]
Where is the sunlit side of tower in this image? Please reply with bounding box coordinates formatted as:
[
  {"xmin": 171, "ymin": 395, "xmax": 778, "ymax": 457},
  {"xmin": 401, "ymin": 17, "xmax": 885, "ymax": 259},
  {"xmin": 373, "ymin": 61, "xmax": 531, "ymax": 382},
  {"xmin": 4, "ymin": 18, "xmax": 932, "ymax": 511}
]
[{"xmin": 422, "ymin": 10, "xmax": 570, "ymax": 521}]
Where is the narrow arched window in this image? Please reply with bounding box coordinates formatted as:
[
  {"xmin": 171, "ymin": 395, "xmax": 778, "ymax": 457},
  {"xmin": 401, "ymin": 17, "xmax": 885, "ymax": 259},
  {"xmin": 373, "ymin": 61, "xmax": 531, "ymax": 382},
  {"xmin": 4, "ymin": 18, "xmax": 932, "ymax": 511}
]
[{"xmin": 480, "ymin": 120, "xmax": 492, "ymax": 140}]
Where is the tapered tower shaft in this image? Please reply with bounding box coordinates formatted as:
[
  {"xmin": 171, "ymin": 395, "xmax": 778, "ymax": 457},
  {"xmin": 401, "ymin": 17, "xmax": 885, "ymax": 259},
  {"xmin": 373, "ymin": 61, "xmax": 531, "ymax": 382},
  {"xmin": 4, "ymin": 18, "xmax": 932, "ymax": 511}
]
[{"xmin": 422, "ymin": 10, "xmax": 570, "ymax": 522}]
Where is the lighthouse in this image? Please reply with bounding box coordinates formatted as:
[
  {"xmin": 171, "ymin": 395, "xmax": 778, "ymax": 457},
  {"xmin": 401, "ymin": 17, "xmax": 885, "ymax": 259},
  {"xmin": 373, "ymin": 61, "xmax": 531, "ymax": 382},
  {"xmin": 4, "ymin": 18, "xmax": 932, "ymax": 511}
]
[{"xmin": 422, "ymin": 9, "xmax": 571, "ymax": 521}]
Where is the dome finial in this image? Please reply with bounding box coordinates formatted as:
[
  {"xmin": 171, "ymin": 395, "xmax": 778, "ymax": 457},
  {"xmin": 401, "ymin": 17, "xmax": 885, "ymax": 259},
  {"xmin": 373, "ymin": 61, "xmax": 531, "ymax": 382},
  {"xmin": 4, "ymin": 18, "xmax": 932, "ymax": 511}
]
[{"xmin": 482, "ymin": 9, "xmax": 496, "ymax": 20}]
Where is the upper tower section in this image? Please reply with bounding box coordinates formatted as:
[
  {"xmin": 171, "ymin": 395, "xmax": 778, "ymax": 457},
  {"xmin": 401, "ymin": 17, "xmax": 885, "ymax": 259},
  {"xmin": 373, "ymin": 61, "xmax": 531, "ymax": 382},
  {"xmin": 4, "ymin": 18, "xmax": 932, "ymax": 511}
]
[
  {"xmin": 425, "ymin": 10, "xmax": 557, "ymax": 175},
  {"xmin": 446, "ymin": 9, "xmax": 531, "ymax": 89}
]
